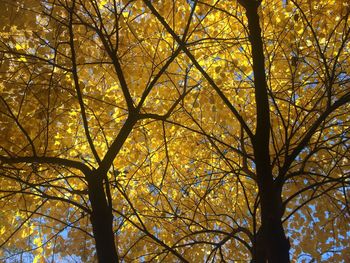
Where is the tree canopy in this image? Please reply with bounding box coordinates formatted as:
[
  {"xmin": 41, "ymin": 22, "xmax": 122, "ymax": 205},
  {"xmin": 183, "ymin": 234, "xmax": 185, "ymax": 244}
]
[{"xmin": 0, "ymin": 0, "xmax": 349, "ymax": 262}]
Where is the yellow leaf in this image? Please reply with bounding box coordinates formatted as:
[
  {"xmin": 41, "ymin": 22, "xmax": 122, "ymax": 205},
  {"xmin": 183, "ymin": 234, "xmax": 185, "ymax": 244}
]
[{"xmin": 98, "ymin": 0, "xmax": 107, "ymax": 8}]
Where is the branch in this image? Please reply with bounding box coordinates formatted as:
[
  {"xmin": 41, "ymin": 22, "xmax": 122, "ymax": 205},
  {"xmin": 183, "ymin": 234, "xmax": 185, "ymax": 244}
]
[
  {"xmin": 0, "ymin": 156, "xmax": 91, "ymax": 175},
  {"xmin": 277, "ymin": 93, "xmax": 350, "ymax": 184},
  {"xmin": 98, "ymin": 116, "xmax": 137, "ymax": 174},
  {"xmin": 143, "ymin": 0, "xmax": 254, "ymax": 140},
  {"xmin": 68, "ymin": 1, "xmax": 101, "ymax": 164}
]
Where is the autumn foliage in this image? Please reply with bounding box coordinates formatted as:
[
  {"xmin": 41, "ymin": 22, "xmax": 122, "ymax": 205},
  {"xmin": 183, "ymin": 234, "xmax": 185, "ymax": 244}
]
[{"xmin": 0, "ymin": 0, "xmax": 350, "ymax": 262}]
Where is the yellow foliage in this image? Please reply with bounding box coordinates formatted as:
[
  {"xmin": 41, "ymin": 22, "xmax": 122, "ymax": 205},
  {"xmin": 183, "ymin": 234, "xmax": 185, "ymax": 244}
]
[{"xmin": 0, "ymin": 0, "xmax": 349, "ymax": 262}]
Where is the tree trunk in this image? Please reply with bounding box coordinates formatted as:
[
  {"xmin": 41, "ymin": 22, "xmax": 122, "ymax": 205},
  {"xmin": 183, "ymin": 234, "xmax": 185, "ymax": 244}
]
[
  {"xmin": 242, "ymin": 2, "xmax": 291, "ymax": 262},
  {"xmin": 87, "ymin": 173, "xmax": 119, "ymax": 263},
  {"xmin": 251, "ymin": 227, "xmax": 266, "ymax": 262},
  {"xmin": 253, "ymin": 172, "xmax": 291, "ymax": 263}
]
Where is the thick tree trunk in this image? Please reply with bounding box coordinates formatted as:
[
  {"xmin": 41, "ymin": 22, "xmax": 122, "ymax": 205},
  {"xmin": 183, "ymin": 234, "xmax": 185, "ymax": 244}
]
[
  {"xmin": 241, "ymin": 2, "xmax": 291, "ymax": 262},
  {"xmin": 251, "ymin": 227, "xmax": 266, "ymax": 262},
  {"xmin": 87, "ymin": 173, "xmax": 119, "ymax": 263},
  {"xmin": 252, "ymin": 171, "xmax": 290, "ymax": 263}
]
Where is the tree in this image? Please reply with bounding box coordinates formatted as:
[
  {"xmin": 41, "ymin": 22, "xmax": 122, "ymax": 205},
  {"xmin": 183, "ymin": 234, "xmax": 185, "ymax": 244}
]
[{"xmin": 0, "ymin": 0, "xmax": 349, "ymax": 262}]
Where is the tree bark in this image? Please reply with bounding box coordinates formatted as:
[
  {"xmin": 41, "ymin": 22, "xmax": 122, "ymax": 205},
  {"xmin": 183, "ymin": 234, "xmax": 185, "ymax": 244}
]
[
  {"xmin": 242, "ymin": 2, "xmax": 291, "ymax": 262},
  {"xmin": 251, "ymin": 227, "xmax": 266, "ymax": 262},
  {"xmin": 87, "ymin": 173, "xmax": 119, "ymax": 263}
]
